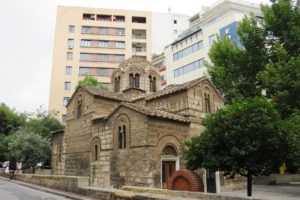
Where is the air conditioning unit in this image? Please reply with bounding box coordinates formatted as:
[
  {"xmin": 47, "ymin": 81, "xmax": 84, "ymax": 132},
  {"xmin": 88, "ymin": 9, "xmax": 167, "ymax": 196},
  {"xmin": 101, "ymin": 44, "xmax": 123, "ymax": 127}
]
[{"xmin": 68, "ymin": 44, "xmax": 73, "ymax": 49}]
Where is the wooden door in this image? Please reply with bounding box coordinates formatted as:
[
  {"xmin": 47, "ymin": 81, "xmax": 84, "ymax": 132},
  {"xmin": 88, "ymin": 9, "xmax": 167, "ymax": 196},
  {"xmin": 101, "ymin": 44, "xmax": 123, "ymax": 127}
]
[{"xmin": 162, "ymin": 161, "xmax": 176, "ymax": 188}]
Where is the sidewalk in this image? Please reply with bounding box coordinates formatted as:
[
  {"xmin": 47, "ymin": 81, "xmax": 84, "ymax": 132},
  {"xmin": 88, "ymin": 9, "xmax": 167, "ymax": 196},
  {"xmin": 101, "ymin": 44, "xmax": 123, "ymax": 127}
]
[
  {"xmin": 0, "ymin": 176, "xmax": 93, "ymax": 200},
  {"xmin": 222, "ymin": 184, "xmax": 300, "ymax": 200}
]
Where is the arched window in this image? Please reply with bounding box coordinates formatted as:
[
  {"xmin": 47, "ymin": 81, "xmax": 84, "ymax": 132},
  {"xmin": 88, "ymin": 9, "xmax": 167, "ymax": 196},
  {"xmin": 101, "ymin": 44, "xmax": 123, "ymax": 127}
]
[
  {"xmin": 135, "ymin": 74, "xmax": 140, "ymax": 88},
  {"xmin": 129, "ymin": 73, "xmax": 140, "ymax": 89},
  {"xmin": 162, "ymin": 145, "xmax": 178, "ymax": 156},
  {"xmin": 129, "ymin": 73, "xmax": 134, "ymax": 88},
  {"xmin": 152, "ymin": 77, "xmax": 156, "ymax": 92},
  {"xmin": 94, "ymin": 144, "xmax": 98, "ymax": 161},
  {"xmin": 149, "ymin": 76, "xmax": 153, "ymax": 91},
  {"xmin": 91, "ymin": 137, "xmax": 101, "ymax": 161},
  {"xmin": 114, "ymin": 76, "xmax": 120, "ymax": 92},
  {"xmin": 77, "ymin": 95, "xmax": 82, "ymax": 119},
  {"xmin": 204, "ymin": 93, "xmax": 211, "ymax": 113},
  {"xmin": 118, "ymin": 125, "xmax": 126, "ymax": 149},
  {"xmin": 149, "ymin": 75, "xmax": 157, "ymax": 92}
]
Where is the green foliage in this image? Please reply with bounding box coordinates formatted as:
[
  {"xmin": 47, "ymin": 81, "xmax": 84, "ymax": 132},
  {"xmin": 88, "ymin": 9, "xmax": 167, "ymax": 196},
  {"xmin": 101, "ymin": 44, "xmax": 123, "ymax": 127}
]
[
  {"xmin": 208, "ymin": 16, "xmax": 267, "ymax": 103},
  {"xmin": 77, "ymin": 76, "xmax": 108, "ymax": 90},
  {"xmin": 208, "ymin": 0, "xmax": 300, "ymax": 118},
  {"xmin": 185, "ymin": 98, "xmax": 289, "ymax": 177},
  {"xmin": 0, "ymin": 105, "xmax": 63, "ymax": 164},
  {"xmin": 8, "ymin": 131, "xmax": 51, "ymax": 169},
  {"xmin": 24, "ymin": 106, "xmax": 64, "ymax": 140},
  {"xmin": 278, "ymin": 110, "xmax": 300, "ymax": 173},
  {"xmin": 257, "ymin": 0, "xmax": 300, "ymax": 117},
  {"xmin": 0, "ymin": 134, "xmax": 10, "ymax": 161},
  {"xmin": 0, "ymin": 103, "xmax": 26, "ymax": 135}
]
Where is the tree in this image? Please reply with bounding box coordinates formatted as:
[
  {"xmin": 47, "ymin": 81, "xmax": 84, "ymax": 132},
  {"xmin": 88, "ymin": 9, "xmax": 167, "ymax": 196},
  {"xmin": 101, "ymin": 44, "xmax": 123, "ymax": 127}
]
[
  {"xmin": 279, "ymin": 111, "xmax": 300, "ymax": 173},
  {"xmin": 77, "ymin": 76, "xmax": 108, "ymax": 90},
  {"xmin": 0, "ymin": 134, "xmax": 10, "ymax": 161},
  {"xmin": 208, "ymin": 15, "xmax": 267, "ymax": 103},
  {"xmin": 185, "ymin": 98, "xmax": 291, "ymax": 196},
  {"xmin": 24, "ymin": 106, "xmax": 64, "ymax": 140},
  {"xmin": 8, "ymin": 131, "xmax": 51, "ymax": 170},
  {"xmin": 257, "ymin": 0, "xmax": 300, "ymax": 117},
  {"xmin": 208, "ymin": 0, "xmax": 300, "ymax": 118},
  {"xmin": 0, "ymin": 103, "xmax": 26, "ymax": 135}
]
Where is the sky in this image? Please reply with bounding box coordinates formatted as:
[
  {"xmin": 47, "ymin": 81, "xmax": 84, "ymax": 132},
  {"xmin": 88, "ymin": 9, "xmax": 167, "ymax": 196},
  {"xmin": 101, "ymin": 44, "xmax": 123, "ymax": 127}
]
[{"xmin": 0, "ymin": 0, "xmax": 270, "ymax": 113}]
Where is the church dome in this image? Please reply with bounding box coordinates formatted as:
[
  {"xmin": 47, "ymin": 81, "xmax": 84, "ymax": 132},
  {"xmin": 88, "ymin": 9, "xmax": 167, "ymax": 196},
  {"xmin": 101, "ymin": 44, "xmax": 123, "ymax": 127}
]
[{"xmin": 111, "ymin": 57, "xmax": 161, "ymax": 95}]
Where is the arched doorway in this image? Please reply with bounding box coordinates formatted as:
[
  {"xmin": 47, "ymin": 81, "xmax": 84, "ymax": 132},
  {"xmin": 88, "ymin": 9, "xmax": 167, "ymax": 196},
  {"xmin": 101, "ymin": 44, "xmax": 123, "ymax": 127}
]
[{"xmin": 161, "ymin": 145, "xmax": 179, "ymax": 188}]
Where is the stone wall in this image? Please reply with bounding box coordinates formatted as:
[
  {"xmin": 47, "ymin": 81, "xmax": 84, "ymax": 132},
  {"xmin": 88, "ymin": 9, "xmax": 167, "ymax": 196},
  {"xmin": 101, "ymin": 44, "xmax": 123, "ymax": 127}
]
[
  {"xmin": 146, "ymin": 91, "xmax": 189, "ymax": 115},
  {"xmin": 0, "ymin": 172, "xmax": 261, "ymax": 200},
  {"xmin": 51, "ymin": 131, "xmax": 64, "ymax": 175}
]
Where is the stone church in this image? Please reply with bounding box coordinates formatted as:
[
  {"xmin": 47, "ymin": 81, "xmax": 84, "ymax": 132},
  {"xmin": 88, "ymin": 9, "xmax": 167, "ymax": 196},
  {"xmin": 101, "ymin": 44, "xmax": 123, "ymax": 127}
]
[{"xmin": 51, "ymin": 57, "xmax": 224, "ymax": 190}]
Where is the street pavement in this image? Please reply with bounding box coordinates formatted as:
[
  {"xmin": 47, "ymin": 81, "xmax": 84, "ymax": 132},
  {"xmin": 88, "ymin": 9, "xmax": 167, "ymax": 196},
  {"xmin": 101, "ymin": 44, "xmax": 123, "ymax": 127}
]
[
  {"xmin": 0, "ymin": 178, "xmax": 69, "ymax": 200},
  {"xmin": 222, "ymin": 184, "xmax": 300, "ymax": 200}
]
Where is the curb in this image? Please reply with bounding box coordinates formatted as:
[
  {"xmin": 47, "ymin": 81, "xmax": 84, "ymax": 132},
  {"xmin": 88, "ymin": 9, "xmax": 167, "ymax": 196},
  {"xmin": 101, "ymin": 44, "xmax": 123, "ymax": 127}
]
[{"xmin": 0, "ymin": 176, "xmax": 93, "ymax": 200}]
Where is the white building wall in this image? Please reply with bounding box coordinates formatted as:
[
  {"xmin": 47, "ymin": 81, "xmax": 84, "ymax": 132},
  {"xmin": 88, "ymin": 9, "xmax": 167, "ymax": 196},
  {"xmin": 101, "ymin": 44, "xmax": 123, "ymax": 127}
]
[
  {"xmin": 165, "ymin": 0, "xmax": 261, "ymax": 85},
  {"xmin": 152, "ymin": 13, "xmax": 189, "ymax": 54}
]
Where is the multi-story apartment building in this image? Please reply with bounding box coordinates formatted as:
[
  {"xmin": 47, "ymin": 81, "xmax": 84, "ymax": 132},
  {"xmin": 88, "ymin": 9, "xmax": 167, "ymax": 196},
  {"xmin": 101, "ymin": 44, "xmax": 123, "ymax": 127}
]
[
  {"xmin": 164, "ymin": 0, "xmax": 262, "ymax": 85},
  {"xmin": 49, "ymin": 6, "xmax": 152, "ymax": 122},
  {"xmin": 49, "ymin": 6, "xmax": 190, "ymax": 123},
  {"xmin": 151, "ymin": 53, "xmax": 167, "ymax": 87}
]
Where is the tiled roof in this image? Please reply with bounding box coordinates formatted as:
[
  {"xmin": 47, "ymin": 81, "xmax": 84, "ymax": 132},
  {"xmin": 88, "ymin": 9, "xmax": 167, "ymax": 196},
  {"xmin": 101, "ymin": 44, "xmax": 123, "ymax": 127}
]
[
  {"xmin": 118, "ymin": 57, "xmax": 153, "ymax": 70},
  {"xmin": 145, "ymin": 77, "xmax": 207, "ymax": 100},
  {"xmin": 81, "ymin": 85, "xmax": 129, "ymax": 102},
  {"xmin": 93, "ymin": 102, "xmax": 190, "ymax": 123}
]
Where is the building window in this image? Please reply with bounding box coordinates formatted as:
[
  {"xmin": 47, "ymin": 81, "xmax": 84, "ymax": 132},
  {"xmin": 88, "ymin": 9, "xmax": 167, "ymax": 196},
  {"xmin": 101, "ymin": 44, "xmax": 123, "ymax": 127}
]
[
  {"xmin": 99, "ymin": 41, "xmax": 108, "ymax": 48},
  {"xmin": 174, "ymin": 59, "xmax": 204, "ymax": 78},
  {"xmin": 67, "ymin": 52, "xmax": 73, "ymax": 60},
  {"xmin": 129, "ymin": 73, "xmax": 140, "ymax": 89},
  {"xmin": 115, "ymin": 55, "xmax": 125, "ymax": 62},
  {"xmin": 79, "ymin": 67, "xmax": 90, "ymax": 75},
  {"xmin": 99, "ymin": 27, "xmax": 109, "ymax": 34},
  {"xmin": 99, "ymin": 54, "xmax": 108, "ymax": 61},
  {"xmin": 77, "ymin": 98, "xmax": 82, "ymax": 119},
  {"xmin": 118, "ymin": 125, "xmax": 126, "ymax": 149},
  {"xmin": 65, "ymin": 66, "xmax": 72, "ymax": 75},
  {"xmin": 205, "ymin": 93, "xmax": 211, "ymax": 113},
  {"xmin": 209, "ymin": 34, "xmax": 217, "ymax": 46},
  {"xmin": 83, "ymin": 13, "xmax": 95, "ymax": 20},
  {"xmin": 82, "ymin": 26, "xmax": 92, "ymax": 33},
  {"xmin": 68, "ymin": 25, "xmax": 75, "ymax": 33},
  {"xmin": 115, "ymin": 28, "xmax": 125, "ymax": 35},
  {"xmin": 174, "ymin": 20, "xmax": 177, "ymax": 24},
  {"xmin": 81, "ymin": 40, "xmax": 91, "ymax": 47},
  {"xmin": 94, "ymin": 144, "xmax": 98, "ymax": 161},
  {"xmin": 114, "ymin": 76, "xmax": 120, "ymax": 92},
  {"xmin": 63, "ymin": 97, "xmax": 70, "ymax": 106},
  {"xmin": 80, "ymin": 53, "xmax": 91, "ymax": 61},
  {"xmin": 115, "ymin": 41, "xmax": 125, "ymax": 48},
  {"xmin": 149, "ymin": 76, "xmax": 157, "ymax": 92},
  {"xmin": 64, "ymin": 82, "xmax": 71, "ymax": 90},
  {"xmin": 132, "ymin": 16, "xmax": 146, "ymax": 23},
  {"xmin": 173, "ymin": 41, "xmax": 203, "ymax": 61},
  {"xmin": 67, "ymin": 39, "xmax": 74, "ymax": 48}
]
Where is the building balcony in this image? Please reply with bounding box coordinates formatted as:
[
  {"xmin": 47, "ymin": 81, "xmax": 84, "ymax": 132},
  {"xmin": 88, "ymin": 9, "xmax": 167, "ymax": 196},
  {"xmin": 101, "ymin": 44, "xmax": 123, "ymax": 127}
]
[
  {"xmin": 161, "ymin": 79, "xmax": 167, "ymax": 85},
  {"xmin": 158, "ymin": 65, "xmax": 166, "ymax": 72},
  {"xmin": 132, "ymin": 47, "xmax": 146, "ymax": 53}
]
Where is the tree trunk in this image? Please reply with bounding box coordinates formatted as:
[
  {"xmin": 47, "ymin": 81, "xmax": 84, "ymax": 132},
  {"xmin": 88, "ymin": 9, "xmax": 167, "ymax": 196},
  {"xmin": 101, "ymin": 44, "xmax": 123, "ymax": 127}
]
[{"xmin": 247, "ymin": 170, "xmax": 252, "ymax": 197}]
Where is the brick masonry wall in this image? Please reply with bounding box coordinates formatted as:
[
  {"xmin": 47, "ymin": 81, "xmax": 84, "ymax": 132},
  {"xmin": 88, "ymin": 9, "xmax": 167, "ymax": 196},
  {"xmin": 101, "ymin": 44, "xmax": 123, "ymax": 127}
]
[{"xmin": 0, "ymin": 172, "xmax": 261, "ymax": 200}]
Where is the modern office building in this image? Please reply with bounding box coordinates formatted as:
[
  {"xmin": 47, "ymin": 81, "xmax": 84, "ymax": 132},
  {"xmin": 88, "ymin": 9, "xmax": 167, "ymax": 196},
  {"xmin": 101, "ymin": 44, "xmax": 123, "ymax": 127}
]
[
  {"xmin": 164, "ymin": 0, "xmax": 262, "ymax": 85},
  {"xmin": 49, "ymin": 6, "xmax": 190, "ymax": 123}
]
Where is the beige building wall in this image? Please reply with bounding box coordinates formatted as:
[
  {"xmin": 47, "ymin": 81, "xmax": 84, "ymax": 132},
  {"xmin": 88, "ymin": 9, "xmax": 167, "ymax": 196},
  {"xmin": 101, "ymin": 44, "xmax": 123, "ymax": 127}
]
[
  {"xmin": 49, "ymin": 6, "xmax": 152, "ymax": 122},
  {"xmin": 165, "ymin": 0, "xmax": 261, "ymax": 85}
]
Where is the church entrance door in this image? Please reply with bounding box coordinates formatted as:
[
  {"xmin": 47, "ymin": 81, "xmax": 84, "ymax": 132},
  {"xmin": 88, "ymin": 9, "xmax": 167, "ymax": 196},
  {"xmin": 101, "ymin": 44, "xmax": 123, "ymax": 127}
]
[{"xmin": 162, "ymin": 160, "xmax": 176, "ymax": 188}]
